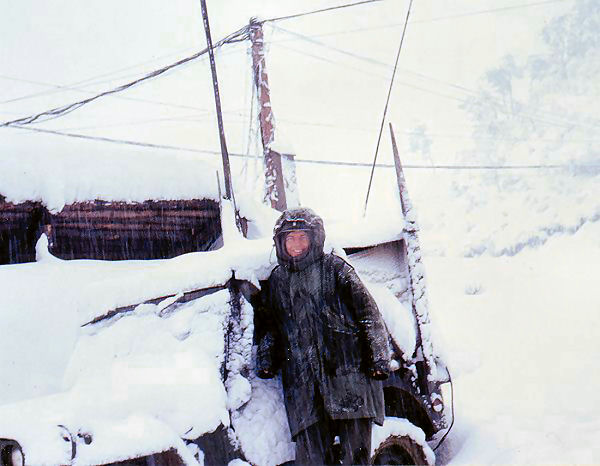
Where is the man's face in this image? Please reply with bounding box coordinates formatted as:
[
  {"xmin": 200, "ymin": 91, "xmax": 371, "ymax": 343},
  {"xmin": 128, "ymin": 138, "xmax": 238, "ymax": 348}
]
[{"xmin": 284, "ymin": 230, "xmax": 310, "ymax": 258}]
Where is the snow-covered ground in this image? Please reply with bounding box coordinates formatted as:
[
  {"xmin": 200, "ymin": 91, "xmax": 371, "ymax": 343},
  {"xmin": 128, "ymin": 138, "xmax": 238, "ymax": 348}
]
[{"xmin": 429, "ymin": 219, "xmax": 600, "ymax": 464}]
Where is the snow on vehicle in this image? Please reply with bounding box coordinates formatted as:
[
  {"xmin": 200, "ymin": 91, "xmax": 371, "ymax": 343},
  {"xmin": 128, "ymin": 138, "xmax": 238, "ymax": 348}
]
[
  {"xmin": 0, "ymin": 13, "xmax": 452, "ymax": 465},
  {"xmin": 0, "ymin": 155, "xmax": 451, "ymax": 465}
]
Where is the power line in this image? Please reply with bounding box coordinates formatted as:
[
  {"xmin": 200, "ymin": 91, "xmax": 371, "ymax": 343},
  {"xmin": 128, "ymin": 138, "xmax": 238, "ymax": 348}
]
[
  {"xmin": 52, "ymin": 110, "xmax": 249, "ymax": 132},
  {"xmin": 0, "ymin": 44, "xmax": 249, "ymax": 108},
  {"xmin": 44, "ymin": 107, "xmax": 600, "ymax": 145},
  {"xmin": 0, "ymin": 25, "xmax": 250, "ymax": 128},
  {"xmin": 269, "ymin": 22, "xmax": 480, "ymax": 99},
  {"xmin": 0, "ymin": 47, "xmax": 195, "ymax": 104},
  {"xmin": 0, "ymin": 47, "xmax": 197, "ymax": 105},
  {"xmin": 267, "ymin": 23, "xmax": 600, "ymax": 132},
  {"xmin": 7, "ymin": 126, "xmax": 597, "ymax": 170},
  {"xmin": 252, "ymin": 0, "xmax": 574, "ymax": 52},
  {"xmin": 364, "ymin": 0, "xmax": 413, "ymax": 215},
  {"xmin": 263, "ymin": 0, "xmax": 385, "ymax": 23},
  {"xmin": 410, "ymin": 0, "xmax": 571, "ymax": 24},
  {"xmin": 276, "ymin": 0, "xmax": 572, "ymax": 34},
  {"xmin": 273, "ymin": 41, "xmax": 465, "ymax": 102},
  {"xmin": 0, "ymin": 73, "xmax": 222, "ymax": 115}
]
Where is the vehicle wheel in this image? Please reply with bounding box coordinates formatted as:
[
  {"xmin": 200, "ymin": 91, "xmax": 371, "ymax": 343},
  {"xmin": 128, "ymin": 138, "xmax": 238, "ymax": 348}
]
[{"xmin": 371, "ymin": 434, "xmax": 433, "ymax": 465}]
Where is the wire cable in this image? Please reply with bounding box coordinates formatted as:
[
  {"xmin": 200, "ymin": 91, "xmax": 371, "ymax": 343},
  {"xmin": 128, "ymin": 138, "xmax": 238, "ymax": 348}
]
[
  {"xmin": 364, "ymin": 0, "xmax": 412, "ymax": 215},
  {"xmin": 267, "ymin": 23, "xmax": 600, "ymax": 133},
  {"xmin": 0, "ymin": 44, "xmax": 247, "ymax": 112},
  {"xmin": 412, "ymin": 0, "xmax": 570, "ymax": 24},
  {"xmin": 0, "ymin": 46, "xmax": 197, "ymax": 105},
  {"xmin": 11, "ymin": 126, "xmax": 594, "ymax": 170},
  {"xmin": 263, "ymin": 0, "xmax": 385, "ymax": 23},
  {"xmin": 0, "ymin": 25, "xmax": 250, "ymax": 128},
  {"xmin": 433, "ymin": 369, "xmax": 455, "ymax": 452}
]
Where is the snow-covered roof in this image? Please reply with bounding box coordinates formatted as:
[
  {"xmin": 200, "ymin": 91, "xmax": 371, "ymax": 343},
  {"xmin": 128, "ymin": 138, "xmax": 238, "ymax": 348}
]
[{"xmin": 0, "ymin": 131, "xmax": 221, "ymax": 212}]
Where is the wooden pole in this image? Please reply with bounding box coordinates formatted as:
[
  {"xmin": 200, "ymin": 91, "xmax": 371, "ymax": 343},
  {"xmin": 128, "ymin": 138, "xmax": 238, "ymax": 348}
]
[
  {"xmin": 199, "ymin": 0, "xmax": 233, "ymax": 201},
  {"xmin": 249, "ymin": 19, "xmax": 288, "ymax": 212}
]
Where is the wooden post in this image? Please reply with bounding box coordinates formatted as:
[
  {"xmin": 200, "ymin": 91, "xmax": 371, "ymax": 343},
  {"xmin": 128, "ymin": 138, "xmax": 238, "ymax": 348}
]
[
  {"xmin": 199, "ymin": 0, "xmax": 246, "ymax": 235},
  {"xmin": 199, "ymin": 0, "xmax": 233, "ymax": 201},
  {"xmin": 249, "ymin": 19, "xmax": 288, "ymax": 212},
  {"xmin": 389, "ymin": 123, "xmax": 436, "ymax": 378}
]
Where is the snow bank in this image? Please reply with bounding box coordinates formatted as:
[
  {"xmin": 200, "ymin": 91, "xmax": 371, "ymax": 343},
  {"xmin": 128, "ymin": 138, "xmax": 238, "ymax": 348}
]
[{"xmin": 232, "ymin": 373, "xmax": 295, "ymax": 466}]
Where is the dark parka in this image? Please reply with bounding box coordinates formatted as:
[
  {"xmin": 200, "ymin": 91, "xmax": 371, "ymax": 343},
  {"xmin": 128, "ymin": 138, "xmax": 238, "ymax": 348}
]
[{"xmin": 252, "ymin": 207, "xmax": 390, "ymax": 437}]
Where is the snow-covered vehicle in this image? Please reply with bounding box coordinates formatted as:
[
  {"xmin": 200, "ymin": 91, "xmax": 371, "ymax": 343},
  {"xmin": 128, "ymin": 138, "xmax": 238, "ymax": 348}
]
[
  {"xmin": 0, "ymin": 15, "xmax": 451, "ymax": 463},
  {"xmin": 0, "ymin": 148, "xmax": 452, "ymax": 465}
]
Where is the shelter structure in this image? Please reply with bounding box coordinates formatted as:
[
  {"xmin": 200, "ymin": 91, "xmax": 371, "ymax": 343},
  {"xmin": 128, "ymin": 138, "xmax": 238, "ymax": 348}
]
[{"xmin": 0, "ymin": 197, "xmax": 222, "ymax": 264}]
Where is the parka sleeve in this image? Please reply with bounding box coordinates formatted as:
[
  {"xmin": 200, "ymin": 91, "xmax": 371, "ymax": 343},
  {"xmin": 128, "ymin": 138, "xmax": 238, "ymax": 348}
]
[
  {"xmin": 336, "ymin": 260, "xmax": 391, "ymax": 371},
  {"xmin": 251, "ymin": 279, "xmax": 280, "ymax": 378}
]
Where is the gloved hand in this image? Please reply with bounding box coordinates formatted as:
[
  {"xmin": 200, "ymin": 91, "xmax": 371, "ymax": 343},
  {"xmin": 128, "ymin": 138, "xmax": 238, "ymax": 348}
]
[
  {"xmin": 257, "ymin": 368, "xmax": 275, "ymax": 379},
  {"xmin": 370, "ymin": 359, "xmax": 390, "ymax": 380}
]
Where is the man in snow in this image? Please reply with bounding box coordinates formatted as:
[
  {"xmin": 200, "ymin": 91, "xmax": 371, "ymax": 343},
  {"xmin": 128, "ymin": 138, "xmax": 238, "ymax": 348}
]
[{"xmin": 252, "ymin": 207, "xmax": 390, "ymax": 465}]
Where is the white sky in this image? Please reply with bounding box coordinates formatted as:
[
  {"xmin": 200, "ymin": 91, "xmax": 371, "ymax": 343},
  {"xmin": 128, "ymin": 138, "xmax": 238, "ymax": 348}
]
[{"xmin": 0, "ymin": 0, "xmax": 575, "ymax": 216}]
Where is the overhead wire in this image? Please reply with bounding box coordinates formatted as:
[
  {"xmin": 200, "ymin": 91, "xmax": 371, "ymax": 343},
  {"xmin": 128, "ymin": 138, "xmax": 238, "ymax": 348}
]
[
  {"xmin": 271, "ymin": 41, "xmax": 465, "ymax": 103},
  {"xmin": 272, "ymin": 0, "xmax": 572, "ymax": 36},
  {"xmin": 11, "ymin": 125, "xmax": 597, "ymax": 170},
  {"xmin": 3, "ymin": 1, "xmax": 595, "ymax": 172},
  {"xmin": 410, "ymin": 0, "xmax": 571, "ymax": 24},
  {"xmin": 269, "ymin": 22, "xmax": 480, "ymax": 97},
  {"xmin": 1, "ymin": 73, "xmax": 237, "ymax": 116},
  {"xmin": 0, "ymin": 47, "xmax": 199, "ymax": 105},
  {"xmin": 0, "ymin": 50, "xmax": 193, "ymax": 104},
  {"xmin": 262, "ymin": 0, "xmax": 385, "ymax": 23},
  {"xmin": 267, "ymin": 22, "xmax": 600, "ymax": 132},
  {"xmin": 1, "ymin": 43, "xmax": 249, "ymax": 112},
  {"xmin": 0, "ymin": 25, "xmax": 250, "ymax": 128},
  {"xmin": 364, "ymin": 0, "xmax": 413, "ymax": 215},
  {"xmin": 4, "ymin": 3, "xmax": 592, "ymax": 134}
]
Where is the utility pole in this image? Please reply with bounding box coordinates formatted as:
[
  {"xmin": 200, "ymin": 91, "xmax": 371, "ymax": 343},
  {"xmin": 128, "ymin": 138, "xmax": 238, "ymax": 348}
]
[
  {"xmin": 249, "ymin": 19, "xmax": 298, "ymax": 212},
  {"xmin": 199, "ymin": 0, "xmax": 234, "ymax": 201},
  {"xmin": 199, "ymin": 0, "xmax": 246, "ymax": 235}
]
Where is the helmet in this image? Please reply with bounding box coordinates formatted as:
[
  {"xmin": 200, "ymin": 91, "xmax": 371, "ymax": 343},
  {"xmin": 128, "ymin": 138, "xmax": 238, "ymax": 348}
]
[{"xmin": 273, "ymin": 207, "xmax": 325, "ymax": 270}]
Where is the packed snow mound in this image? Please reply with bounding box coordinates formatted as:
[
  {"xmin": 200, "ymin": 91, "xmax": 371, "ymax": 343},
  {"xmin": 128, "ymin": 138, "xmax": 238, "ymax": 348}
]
[
  {"xmin": 0, "ymin": 129, "xmax": 221, "ymax": 212},
  {"xmin": 232, "ymin": 373, "xmax": 295, "ymax": 466}
]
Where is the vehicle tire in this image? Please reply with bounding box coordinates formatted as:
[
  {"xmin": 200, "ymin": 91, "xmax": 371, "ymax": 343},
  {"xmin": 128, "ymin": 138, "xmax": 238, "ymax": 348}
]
[{"xmin": 371, "ymin": 434, "xmax": 433, "ymax": 465}]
